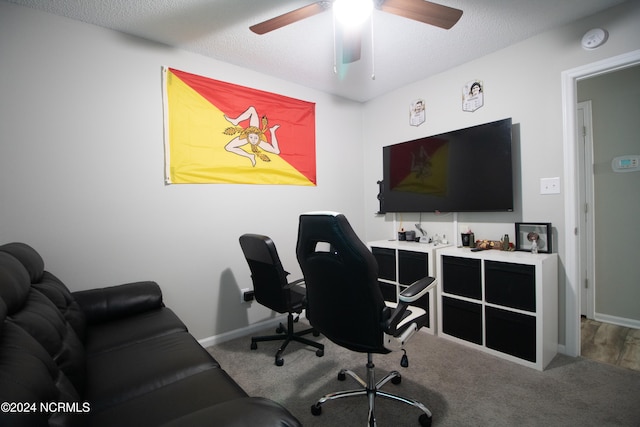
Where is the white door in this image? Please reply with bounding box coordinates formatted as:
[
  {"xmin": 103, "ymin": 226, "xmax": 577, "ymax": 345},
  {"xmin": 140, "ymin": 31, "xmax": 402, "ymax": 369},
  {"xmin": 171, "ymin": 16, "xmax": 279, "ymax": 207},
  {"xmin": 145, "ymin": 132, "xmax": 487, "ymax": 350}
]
[{"xmin": 576, "ymin": 101, "xmax": 595, "ymax": 319}]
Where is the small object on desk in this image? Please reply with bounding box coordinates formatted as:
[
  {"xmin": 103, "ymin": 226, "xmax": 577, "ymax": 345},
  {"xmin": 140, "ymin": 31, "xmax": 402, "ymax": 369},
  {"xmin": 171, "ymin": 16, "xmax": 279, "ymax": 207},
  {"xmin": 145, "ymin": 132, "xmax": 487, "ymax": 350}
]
[
  {"xmin": 528, "ymin": 232, "xmax": 539, "ymax": 254},
  {"xmin": 461, "ymin": 232, "xmax": 474, "ymax": 247},
  {"xmin": 471, "ymin": 247, "xmax": 483, "ymax": 252},
  {"xmin": 502, "ymin": 234, "xmax": 510, "ymax": 251}
]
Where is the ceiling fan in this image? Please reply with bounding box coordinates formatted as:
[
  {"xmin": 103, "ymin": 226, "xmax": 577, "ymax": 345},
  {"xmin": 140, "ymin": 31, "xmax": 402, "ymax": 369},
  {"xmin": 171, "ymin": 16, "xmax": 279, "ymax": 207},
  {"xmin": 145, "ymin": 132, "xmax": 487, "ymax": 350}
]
[{"xmin": 250, "ymin": 0, "xmax": 463, "ymax": 64}]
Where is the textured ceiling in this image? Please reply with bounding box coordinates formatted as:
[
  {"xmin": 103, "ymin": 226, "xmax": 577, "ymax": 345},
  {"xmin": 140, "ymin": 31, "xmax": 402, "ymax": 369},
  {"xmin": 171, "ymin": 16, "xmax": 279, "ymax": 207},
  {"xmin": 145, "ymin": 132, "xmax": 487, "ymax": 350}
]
[{"xmin": 6, "ymin": 0, "xmax": 626, "ymax": 102}]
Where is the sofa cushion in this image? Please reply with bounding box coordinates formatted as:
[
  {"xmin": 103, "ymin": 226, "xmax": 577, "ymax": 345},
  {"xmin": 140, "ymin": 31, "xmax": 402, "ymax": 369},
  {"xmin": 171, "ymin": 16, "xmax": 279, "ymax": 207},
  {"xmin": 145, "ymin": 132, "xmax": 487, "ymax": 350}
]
[
  {"xmin": 33, "ymin": 271, "xmax": 87, "ymax": 341},
  {"xmin": 0, "ymin": 252, "xmax": 31, "ymax": 313},
  {"xmin": 0, "ymin": 251, "xmax": 86, "ymax": 395},
  {"xmin": 88, "ymin": 368, "xmax": 248, "ymax": 427},
  {"xmin": 86, "ymin": 331, "xmax": 220, "ymax": 412},
  {"xmin": 0, "ymin": 242, "xmax": 45, "ymax": 283},
  {"xmin": 157, "ymin": 397, "xmax": 302, "ymax": 427},
  {"xmin": 83, "ymin": 307, "xmax": 187, "ymax": 355},
  {"xmin": 0, "ymin": 304, "xmax": 86, "ymax": 427},
  {"xmin": 9, "ymin": 289, "xmax": 86, "ymax": 395},
  {"xmin": 0, "ymin": 243, "xmax": 86, "ymax": 340}
]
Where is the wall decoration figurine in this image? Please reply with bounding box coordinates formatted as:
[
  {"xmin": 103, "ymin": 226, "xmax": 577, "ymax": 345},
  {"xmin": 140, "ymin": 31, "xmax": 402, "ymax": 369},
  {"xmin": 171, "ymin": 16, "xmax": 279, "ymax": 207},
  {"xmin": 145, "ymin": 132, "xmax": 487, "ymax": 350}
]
[
  {"xmin": 462, "ymin": 80, "xmax": 484, "ymax": 112},
  {"xmin": 410, "ymin": 99, "xmax": 426, "ymax": 126}
]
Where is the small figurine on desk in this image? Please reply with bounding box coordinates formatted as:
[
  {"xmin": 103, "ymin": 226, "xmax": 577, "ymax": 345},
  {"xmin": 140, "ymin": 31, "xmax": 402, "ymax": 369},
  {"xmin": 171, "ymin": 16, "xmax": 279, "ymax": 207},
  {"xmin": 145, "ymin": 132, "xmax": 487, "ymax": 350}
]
[
  {"xmin": 528, "ymin": 232, "xmax": 539, "ymax": 254},
  {"xmin": 501, "ymin": 234, "xmax": 510, "ymax": 251}
]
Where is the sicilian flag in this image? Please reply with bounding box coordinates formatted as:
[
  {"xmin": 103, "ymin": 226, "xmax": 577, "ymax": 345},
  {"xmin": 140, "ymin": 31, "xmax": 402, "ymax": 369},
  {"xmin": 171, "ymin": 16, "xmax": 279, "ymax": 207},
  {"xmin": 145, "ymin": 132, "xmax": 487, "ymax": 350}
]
[{"xmin": 162, "ymin": 67, "xmax": 316, "ymax": 185}]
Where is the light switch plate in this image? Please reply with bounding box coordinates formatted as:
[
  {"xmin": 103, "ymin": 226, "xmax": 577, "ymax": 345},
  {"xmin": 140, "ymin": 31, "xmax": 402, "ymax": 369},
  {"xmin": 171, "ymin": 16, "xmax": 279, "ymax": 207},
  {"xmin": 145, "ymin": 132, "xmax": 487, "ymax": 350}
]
[{"xmin": 540, "ymin": 177, "xmax": 560, "ymax": 194}]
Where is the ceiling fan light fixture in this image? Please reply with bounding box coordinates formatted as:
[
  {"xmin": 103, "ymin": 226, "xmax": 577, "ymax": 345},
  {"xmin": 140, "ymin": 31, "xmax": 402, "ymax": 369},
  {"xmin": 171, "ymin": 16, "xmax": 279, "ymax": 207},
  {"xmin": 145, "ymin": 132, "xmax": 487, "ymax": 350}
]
[{"xmin": 333, "ymin": 0, "xmax": 373, "ymax": 29}]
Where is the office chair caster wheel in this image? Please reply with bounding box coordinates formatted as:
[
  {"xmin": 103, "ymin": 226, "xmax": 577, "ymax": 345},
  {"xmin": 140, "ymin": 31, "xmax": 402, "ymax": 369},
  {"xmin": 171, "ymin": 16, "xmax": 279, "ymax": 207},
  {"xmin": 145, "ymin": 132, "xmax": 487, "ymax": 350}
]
[
  {"xmin": 419, "ymin": 413, "xmax": 432, "ymax": 427},
  {"xmin": 275, "ymin": 325, "xmax": 284, "ymax": 334},
  {"xmin": 311, "ymin": 403, "xmax": 322, "ymax": 416},
  {"xmin": 337, "ymin": 371, "xmax": 346, "ymax": 381},
  {"xmin": 391, "ymin": 375, "xmax": 402, "ymax": 385},
  {"xmin": 250, "ymin": 342, "xmax": 257, "ymax": 350},
  {"xmin": 316, "ymin": 349, "xmax": 324, "ymax": 357},
  {"xmin": 275, "ymin": 357, "xmax": 284, "ymax": 366},
  {"xmin": 313, "ymin": 330, "xmax": 320, "ymax": 337}
]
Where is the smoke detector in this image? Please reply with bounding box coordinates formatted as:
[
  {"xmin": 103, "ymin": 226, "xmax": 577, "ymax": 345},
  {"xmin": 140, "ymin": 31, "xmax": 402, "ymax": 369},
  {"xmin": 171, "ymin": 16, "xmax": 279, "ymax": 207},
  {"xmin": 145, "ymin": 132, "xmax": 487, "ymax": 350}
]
[{"xmin": 581, "ymin": 28, "xmax": 608, "ymax": 50}]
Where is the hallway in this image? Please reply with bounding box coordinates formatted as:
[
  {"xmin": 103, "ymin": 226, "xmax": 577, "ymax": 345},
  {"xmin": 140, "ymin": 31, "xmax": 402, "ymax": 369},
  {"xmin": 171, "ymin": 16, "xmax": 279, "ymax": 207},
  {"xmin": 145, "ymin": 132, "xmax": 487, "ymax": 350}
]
[{"xmin": 581, "ymin": 318, "xmax": 640, "ymax": 372}]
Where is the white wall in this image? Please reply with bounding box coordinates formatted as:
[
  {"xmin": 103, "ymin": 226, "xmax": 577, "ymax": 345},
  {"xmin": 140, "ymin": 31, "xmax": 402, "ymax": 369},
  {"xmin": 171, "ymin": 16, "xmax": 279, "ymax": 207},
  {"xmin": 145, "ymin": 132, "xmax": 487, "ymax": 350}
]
[
  {"xmin": 0, "ymin": 2, "xmax": 364, "ymax": 340},
  {"xmin": 362, "ymin": 0, "xmax": 640, "ymax": 346}
]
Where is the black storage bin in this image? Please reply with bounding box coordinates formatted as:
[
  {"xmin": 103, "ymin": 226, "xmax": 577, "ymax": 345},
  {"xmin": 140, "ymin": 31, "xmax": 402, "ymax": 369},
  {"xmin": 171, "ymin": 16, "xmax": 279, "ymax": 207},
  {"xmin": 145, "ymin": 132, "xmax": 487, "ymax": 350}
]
[
  {"xmin": 442, "ymin": 256, "xmax": 481, "ymax": 299},
  {"xmin": 485, "ymin": 306, "xmax": 536, "ymax": 362},
  {"xmin": 398, "ymin": 250, "xmax": 428, "ymax": 285},
  {"xmin": 372, "ymin": 247, "xmax": 396, "ymax": 281},
  {"xmin": 379, "ymin": 280, "xmax": 397, "ymax": 303},
  {"xmin": 485, "ymin": 261, "xmax": 536, "ymax": 312},
  {"xmin": 442, "ymin": 296, "xmax": 482, "ymax": 344}
]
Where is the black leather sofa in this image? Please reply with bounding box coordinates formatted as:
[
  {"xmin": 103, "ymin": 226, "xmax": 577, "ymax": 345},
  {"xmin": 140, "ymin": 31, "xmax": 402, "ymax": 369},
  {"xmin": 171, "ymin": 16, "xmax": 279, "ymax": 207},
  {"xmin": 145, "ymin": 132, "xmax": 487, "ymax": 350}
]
[{"xmin": 0, "ymin": 242, "xmax": 301, "ymax": 427}]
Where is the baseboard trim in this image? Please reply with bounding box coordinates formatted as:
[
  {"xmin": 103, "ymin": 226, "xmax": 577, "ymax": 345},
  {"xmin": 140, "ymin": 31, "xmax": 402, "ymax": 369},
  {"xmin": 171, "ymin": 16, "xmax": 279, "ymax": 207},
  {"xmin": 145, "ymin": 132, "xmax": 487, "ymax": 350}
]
[
  {"xmin": 198, "ymin": 315, "xmax": 287, "ymax": 348},
  {"xmin": 594, "ymin": 313, "xmax": 640, "ymax": 330},
  {"xmin": 557, "ymin": 344, "xmax": 567, "ymax": 355}
]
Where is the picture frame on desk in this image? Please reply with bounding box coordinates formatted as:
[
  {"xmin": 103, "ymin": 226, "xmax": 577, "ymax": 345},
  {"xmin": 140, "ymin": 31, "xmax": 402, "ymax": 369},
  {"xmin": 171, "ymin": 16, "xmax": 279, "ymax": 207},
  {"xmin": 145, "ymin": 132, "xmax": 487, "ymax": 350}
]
[{"xmin": 515, "ymin": 223, "xmax": 552, "ymax": 253}]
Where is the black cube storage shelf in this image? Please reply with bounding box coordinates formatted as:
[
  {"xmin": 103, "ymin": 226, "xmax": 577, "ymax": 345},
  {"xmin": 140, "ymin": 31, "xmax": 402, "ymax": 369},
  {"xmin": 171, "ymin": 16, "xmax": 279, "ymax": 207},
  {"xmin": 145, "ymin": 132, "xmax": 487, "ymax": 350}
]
[
  {"xmin": 437, "ymin": 247, "xmax": 558, "ymax": 371},
  {"xmin": 369, "ymin": 240, "xmax": 451, "ymax": 335}
]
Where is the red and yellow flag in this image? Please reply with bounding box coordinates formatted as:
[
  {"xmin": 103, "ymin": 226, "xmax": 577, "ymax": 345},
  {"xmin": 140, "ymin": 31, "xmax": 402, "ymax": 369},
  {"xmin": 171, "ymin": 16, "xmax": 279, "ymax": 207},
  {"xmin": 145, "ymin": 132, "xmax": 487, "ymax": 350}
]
[
  {"xmin": 163, "ymin": 67, "xmax": 316, "ymax": 185},
  {"xmin": 389, "ymin": 138, "xmax": 449, "ymax": 197}
]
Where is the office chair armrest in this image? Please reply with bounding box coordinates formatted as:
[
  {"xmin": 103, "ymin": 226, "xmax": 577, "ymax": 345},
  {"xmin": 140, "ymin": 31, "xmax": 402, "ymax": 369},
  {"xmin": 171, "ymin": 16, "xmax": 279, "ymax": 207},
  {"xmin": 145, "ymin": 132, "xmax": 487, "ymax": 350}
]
[
  {"xmin": 383, "ymin": 277, "xmax": 436, "ymax": 336},
  {"xmin": 284, "ymin": 278, "xmax": 305, "ymax": 289},
  {"xmin": 398, "ymin": 276, "xmax": 436, "ymax": 303},
  {"xmin": 383, "ymin": 302, "xmax": 409, "ymax": 336}
]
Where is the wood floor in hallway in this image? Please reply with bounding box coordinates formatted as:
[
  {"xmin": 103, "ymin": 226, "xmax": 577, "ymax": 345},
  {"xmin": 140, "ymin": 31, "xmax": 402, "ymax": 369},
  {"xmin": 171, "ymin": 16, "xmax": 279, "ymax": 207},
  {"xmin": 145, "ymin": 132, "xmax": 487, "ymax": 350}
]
[{"xmin": 581, "ymin": 317, "xmax": 640, "ymax": 372}]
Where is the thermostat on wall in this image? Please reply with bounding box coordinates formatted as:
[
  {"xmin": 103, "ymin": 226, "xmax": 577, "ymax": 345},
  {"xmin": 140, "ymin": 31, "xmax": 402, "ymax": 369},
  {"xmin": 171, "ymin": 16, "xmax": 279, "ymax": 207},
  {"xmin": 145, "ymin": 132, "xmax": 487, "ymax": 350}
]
[{"xmin": 611, "ymin": 155, "xmax": 640, "ymax": 172}]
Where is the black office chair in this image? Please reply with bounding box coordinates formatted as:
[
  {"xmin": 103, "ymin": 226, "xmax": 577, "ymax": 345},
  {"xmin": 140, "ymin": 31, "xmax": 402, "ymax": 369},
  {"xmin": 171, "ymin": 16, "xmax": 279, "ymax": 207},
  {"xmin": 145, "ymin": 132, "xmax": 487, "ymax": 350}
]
[
  {"xmin": 296, "ymin": 212, "xmax": 436, "ymax": 427},
  {"xmin": 239, "ymin": 233, "xmax": 324, "ymax": 366}
]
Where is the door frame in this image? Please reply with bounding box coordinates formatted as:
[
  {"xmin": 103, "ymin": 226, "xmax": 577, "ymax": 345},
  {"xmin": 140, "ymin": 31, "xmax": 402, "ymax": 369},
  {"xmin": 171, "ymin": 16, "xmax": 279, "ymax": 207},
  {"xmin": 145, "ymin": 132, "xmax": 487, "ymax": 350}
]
[{"xmin": 561, "ymin": 49, "xmax": 640, "ymax": 357}]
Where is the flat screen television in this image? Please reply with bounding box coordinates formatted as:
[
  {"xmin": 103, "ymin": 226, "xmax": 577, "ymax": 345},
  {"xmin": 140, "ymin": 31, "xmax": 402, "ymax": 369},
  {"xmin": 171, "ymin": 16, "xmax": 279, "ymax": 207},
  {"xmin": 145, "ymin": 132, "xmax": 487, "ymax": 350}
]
[{"xmin": 379, "ymin": 118, "xmax": 513, "ymax": 213}]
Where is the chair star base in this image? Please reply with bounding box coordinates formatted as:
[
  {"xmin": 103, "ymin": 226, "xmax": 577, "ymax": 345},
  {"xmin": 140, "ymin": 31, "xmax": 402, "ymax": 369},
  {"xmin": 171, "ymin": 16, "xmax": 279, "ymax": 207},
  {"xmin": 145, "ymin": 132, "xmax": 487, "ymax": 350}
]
[
  {"xmin": 310, "ymin": 353, "xmax": 432, "ymax": 427},
  {"xmin": 250, "ymin": 312, "xmax": 324, "ymax": 366}
]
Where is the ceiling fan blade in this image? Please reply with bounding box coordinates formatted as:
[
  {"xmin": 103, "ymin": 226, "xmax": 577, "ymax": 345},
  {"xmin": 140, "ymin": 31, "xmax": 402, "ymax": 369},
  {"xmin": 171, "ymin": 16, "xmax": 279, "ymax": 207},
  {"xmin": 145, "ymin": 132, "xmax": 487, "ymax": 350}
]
[
  {"xmin": 379, "ymin": 0, "xmax": 463, "ymax": 30},
  {"xmin": 250, "ymin": 2, "xmax": 330, "ymax": 35}
]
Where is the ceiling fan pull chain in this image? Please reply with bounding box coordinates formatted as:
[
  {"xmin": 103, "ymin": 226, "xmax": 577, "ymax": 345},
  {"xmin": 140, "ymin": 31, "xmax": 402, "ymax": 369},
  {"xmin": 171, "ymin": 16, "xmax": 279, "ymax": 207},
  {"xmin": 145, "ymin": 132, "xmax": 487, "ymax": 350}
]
[
  {"xmin": 370, "ymin": 11, "xmax": 375, "ymax": 80},
  {"xmin": 332, "ymin": 8, "xmax": 338, "ymax": 74}
]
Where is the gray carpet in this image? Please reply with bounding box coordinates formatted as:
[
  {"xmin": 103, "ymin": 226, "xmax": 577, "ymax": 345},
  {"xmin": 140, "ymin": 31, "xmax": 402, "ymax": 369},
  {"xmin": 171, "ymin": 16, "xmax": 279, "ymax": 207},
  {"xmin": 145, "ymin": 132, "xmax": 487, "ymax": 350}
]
[{"xmin": 207, "ymin": 322, "xmax": 640, "ymax": 426}]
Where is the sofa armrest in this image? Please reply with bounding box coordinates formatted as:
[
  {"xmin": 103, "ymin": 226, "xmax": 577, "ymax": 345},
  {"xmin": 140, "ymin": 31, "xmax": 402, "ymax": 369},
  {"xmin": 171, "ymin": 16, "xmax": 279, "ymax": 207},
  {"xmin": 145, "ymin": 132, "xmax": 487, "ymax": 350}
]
[
  {"xmin": 158, "ymin": 397, "xmax": 301, "ymax": 427},
  {"xmin": 72, "ymin": 281, "xmax": 164, "ymax": 324}
]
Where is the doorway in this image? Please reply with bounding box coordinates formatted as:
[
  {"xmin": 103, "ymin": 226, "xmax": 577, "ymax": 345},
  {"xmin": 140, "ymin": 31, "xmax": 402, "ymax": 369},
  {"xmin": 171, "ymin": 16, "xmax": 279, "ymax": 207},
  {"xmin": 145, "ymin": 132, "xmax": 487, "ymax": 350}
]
[
  {"xmin": 562, "ymin": 49, "xmax": 640, "ymax": 357},
  {"xmin": 577, "ymin": 66, "xmax": 640, "ymax": 329}
]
